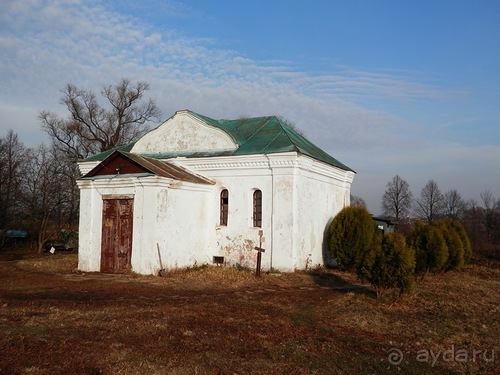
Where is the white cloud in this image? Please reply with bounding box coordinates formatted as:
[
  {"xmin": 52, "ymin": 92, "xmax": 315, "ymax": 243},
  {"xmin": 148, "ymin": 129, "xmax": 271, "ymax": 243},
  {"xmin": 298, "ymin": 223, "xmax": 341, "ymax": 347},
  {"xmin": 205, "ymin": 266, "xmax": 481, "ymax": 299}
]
[{"xmin": 0, "ymin": 0, "xmax": 453, "ymax": 114}]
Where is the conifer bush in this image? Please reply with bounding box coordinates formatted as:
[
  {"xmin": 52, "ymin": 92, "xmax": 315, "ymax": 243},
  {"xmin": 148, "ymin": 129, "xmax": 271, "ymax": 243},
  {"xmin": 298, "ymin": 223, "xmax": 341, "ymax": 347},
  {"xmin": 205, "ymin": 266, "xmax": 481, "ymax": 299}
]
[
  {"xmin": 407, "ymin": 221, "xmax": 448, "ymax": 275},
  {"xmin": 327, "ymin": 206, "xmax": 379, "ymax": 270},
  {"xmin": 434, "ymin": 219, "xmax": 465, "ymax": 270},
  {"xmin": 362, "ymin": 233, "xmax": 415, "ymax": 298},
  {"xmin": 447, "ymin": 218, "xmax": 472, "ymax": 263}
]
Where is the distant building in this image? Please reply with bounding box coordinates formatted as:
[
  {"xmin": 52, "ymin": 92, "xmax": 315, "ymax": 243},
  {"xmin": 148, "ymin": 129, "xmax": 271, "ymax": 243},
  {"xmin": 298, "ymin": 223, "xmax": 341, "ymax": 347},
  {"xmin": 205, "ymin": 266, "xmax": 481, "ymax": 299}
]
[
  {"xmin": 76, "ymin": 110, "xmax": 355, "ymax": 275},
  {"xmin": 372, "ymin": 216, "xmax": 396, "ymax": 235}
]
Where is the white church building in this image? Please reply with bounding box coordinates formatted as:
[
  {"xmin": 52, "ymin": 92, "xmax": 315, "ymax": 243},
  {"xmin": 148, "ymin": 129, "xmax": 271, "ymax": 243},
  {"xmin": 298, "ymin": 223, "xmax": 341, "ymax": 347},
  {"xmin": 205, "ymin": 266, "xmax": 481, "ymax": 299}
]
[{"xmin": 76, "ymin": 110, "xmax": 355, "ymax": 275}]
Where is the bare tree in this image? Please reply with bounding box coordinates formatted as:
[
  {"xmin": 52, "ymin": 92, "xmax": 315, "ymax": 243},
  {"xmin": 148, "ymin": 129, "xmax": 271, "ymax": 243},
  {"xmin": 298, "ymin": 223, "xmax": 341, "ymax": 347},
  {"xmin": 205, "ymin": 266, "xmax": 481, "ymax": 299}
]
[
  {"xmin": 481, "ymin": 190, "xmax": 497, "ymax": 244},
  {"xmin": 381, "ymin": 175, "xmax": 413, "ymax": 221},
  {"xmin": 414, "ymin": 179, "xmax": 444, "ymax": 223},
  {"xmin": 51, "ymin": 147, "xmax": 81, "ymax": 228},
  {"xmin": 480, "ymin": 190, "xmax": 495, "ymax": 210},
  {"xmin": 443, "ymin": 189, "xmax": 466, "ymax": 219},
  {"xmin": 39, "ymin": 78, "xmax": 161, "ymax": 160},
  {"xmin": 462, "ymin": 199, "xmax": 484, "ymax": 254},
  {"xmin": 21, "ymin": 145, "xmax": 72, "ymax": 253},
  {"xmin": 0, "ymin": 130, "xmax": 27, "ymax": 246},
  {"xmin": 494, "ymin": 200, "xmax": 500, "ymax": 250},
  {"xmin": 35, "ymin": 79, "xmax": 161, "ymax": 252},
  {"xmin": 350, "ymin": 194, "xmax": 366, "ymax": 208}
]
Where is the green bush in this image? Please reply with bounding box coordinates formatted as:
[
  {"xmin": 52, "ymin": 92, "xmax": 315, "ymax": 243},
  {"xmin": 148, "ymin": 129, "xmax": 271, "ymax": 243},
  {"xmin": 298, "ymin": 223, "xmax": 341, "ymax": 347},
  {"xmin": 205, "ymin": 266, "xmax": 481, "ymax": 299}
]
[
  {"xmin": 447, "ymin": 218, "xmax": 472, "ymax": 263},
  {"xmin": 362, "ymin": 233, "xmax": 415, "ymax": 298},
  {"xmin": 434, "ymin": 219, "xmax": 465, "ymax": 270},
  {"xmin": 407, "ymin": 221, "xmax": 448, "ymax": 275},
  {"xmin": 327, "ymin": 206, "xmax": 379, "ymax": 270}
]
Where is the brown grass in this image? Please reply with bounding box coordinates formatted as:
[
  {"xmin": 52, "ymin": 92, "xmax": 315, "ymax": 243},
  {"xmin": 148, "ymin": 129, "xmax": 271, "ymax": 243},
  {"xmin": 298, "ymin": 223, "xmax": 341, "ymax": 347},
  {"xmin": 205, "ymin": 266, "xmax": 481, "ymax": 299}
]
[{"xmin": 0, "ymin": 253, "xmax": 498, "ymax": 374}]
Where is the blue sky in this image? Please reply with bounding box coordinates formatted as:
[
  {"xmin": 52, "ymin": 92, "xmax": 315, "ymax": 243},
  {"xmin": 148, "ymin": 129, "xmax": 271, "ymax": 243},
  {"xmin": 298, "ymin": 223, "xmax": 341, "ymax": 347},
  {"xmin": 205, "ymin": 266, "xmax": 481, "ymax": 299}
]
[{"xmin": 1, "ymin": 0, "xmax": 499, "ymax": 214}]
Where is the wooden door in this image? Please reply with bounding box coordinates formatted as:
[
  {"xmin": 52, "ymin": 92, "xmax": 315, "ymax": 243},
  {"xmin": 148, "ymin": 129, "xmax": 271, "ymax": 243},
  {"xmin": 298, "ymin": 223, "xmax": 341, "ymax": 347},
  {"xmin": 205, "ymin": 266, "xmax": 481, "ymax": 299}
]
[{"xmin": 101, "ymin": 197, "xmax": 134, "ymax": 273}]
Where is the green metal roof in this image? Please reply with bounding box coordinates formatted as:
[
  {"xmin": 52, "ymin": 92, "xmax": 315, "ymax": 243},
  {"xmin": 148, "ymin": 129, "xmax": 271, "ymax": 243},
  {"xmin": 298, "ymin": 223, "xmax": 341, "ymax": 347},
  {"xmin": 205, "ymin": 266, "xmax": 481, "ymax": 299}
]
[
  {"xmin": 82, "ymin": 143, "xmax": 135, "ymax": 162},
  {"xmin": 82, "ymin": 110, "xmax": 354, "ymax": 172}
]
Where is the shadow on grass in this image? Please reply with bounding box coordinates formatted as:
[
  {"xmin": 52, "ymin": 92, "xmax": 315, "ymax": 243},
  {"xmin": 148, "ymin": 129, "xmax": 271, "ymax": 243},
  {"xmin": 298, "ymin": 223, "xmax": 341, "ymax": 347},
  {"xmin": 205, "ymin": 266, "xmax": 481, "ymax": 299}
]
[{"xmin": 307, "ymin": 268, "xmax": 376, "ymax": 298}]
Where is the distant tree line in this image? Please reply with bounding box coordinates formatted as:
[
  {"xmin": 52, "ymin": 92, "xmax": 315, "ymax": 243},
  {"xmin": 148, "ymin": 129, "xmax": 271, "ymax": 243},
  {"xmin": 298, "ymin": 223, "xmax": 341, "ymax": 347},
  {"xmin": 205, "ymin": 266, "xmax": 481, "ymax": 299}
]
[
  {"xmin": 0, "ymin": 79, "xmax": 160, "ymax": 252},
  {"xmin": 0, "ymin": 131, "xmax": 92, "ymax": 253},
  {"xmin": 380, "ymin": 175, "xmax": 499, "ymax": 259},
  {"xmin": 351, "ymin": 175, "xmax": 500, "ymax": 260}
]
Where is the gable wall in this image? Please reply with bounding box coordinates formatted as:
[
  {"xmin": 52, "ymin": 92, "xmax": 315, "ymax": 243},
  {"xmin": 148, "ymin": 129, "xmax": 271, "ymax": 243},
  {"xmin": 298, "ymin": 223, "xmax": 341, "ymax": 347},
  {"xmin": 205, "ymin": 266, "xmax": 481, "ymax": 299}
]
[
  {"xmin": 131, "ymin": 110, "xmax": 237, "ymax": 154},
  {"xmin": 90, "ymin": 155, "xmax": 145, "ymax": 176}
]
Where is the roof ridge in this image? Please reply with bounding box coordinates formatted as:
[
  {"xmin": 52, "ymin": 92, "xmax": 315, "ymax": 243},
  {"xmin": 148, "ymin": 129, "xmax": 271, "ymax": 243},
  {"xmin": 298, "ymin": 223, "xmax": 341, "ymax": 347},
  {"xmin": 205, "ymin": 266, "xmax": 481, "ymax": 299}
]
[
  {"xmin": 275, "ymin": 118, "xmax": 354, "ymax": 172},
  {"xmin": 259, "ymin": 116, "xmax": 301, "ymax": 153},
  {"xmin": 236, "ymin": 116, "xmax": 276, "ymax": 149},
  {"xmin": 274, "ymin": 117, "xmax": 300, "ymax": 150}
]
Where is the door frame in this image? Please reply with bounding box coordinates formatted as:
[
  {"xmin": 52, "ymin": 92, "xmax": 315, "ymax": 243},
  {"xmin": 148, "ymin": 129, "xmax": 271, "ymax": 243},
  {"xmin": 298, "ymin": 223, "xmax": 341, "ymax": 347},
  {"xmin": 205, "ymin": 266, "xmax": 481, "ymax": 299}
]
[{"xmin": 100, "ymin": 194, "xmax": 134, "ymax": 273}]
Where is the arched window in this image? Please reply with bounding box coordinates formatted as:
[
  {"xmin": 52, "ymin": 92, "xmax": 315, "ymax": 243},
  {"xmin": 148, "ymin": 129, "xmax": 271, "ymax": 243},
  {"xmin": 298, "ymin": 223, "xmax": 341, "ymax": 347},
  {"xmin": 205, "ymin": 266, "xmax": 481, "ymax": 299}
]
[
  {"xmin": 253, "ymin": 189, "xmax": 262, "ymax": 227},
  {"xmin": 220, "ymin": 189, "xmax": 229, "ymax": 226}
]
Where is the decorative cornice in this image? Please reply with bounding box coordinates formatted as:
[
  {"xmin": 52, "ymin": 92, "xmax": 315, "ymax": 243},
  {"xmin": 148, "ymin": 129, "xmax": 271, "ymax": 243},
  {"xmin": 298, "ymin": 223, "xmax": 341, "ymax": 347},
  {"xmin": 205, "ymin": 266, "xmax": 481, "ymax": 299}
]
[
  {"xmin": 177, "ymin": 152, "xmax": 355, "ymax": 183},
  {"xmin": 78, "ymin": 161, "xmax": 100, "ymax": 175},
  {"xmin": 76, "ymin": 175, "xmax": 213, "ymax": 193},
  {"xmin": 176, "ymin": 153, "xmax": 295, "ymax": 170},
  {"xmin": 187, "ymin": 159, "xmax": 298, "ymax": 170},
  {"xmin": 78, "ymin": 152, "xmax": 354, "ymax": 186}
]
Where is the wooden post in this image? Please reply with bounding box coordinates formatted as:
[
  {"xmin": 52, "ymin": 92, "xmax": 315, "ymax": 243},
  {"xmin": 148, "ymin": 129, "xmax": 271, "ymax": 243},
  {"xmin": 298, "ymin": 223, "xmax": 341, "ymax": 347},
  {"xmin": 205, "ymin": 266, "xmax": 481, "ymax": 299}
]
[
  {"xmin": 254, "ymin": 246, "xmax": 265, "ymax": 277},
  {"xmin": 254, "ymin": 230, "xmax": 265, "ymax": 277}
]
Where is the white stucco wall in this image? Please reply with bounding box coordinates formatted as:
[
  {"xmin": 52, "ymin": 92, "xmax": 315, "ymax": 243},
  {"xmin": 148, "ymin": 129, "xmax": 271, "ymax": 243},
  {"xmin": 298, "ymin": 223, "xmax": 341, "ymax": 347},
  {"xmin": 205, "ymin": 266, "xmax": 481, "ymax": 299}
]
[
  {"xmin": 179, "ymin": 152, "xmax": 354, "ymax": 272},
  {"xmin": 77, "ymin": 180, "xmax": 102, "ymax": 272},
  {"xmin": 185, "ymin": 155, "xmax": 274, "ymax": 270},
  {"xmin": 149, "ymin": 182, "xmax": 213, "ymax": 272},
  {"xmin": 293, "ymin": 157, "xmax": 355, "ymax": 269},
  {"xmin": 76, "ymin": 175, "xmax": 213, "ymax": 275},
  {"xmin": 264, "ymin": 155, "xmax": 296, "ymax": 271}
]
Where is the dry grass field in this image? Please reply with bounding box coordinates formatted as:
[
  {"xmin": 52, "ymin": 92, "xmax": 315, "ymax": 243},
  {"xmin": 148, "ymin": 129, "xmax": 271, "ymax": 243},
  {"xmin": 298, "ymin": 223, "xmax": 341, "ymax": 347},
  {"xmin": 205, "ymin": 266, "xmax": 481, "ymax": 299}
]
[{"xmin": 0, "ymin": 251, "xmax": 498, "ymax": 375}]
